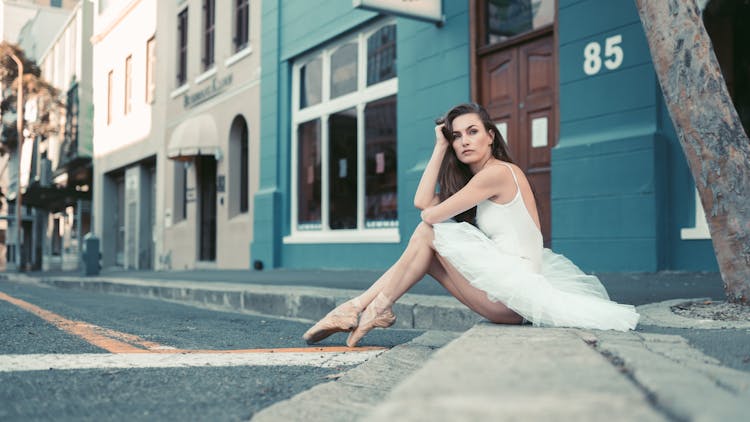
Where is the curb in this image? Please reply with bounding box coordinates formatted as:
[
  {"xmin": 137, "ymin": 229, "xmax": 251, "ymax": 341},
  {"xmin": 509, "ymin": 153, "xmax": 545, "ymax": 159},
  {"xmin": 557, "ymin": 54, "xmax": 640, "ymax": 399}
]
[{"xmin": 1, "ymin": 274, "xmax": 480, "ymax": 332}]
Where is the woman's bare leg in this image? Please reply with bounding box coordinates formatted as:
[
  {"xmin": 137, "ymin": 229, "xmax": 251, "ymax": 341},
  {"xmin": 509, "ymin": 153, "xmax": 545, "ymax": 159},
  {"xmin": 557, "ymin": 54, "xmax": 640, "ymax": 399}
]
[
  {"xmin": 344, "ymin": 221, "xmax": 523, "ymax": 346},
  {"xmin": 374, "ymin": 222, "xmax": 522, "ymax": 324},
  {"xmin": 376, "ymin": 223, "xmax": 444, "ymax": 302},
  {"xmin": 432, "ymin": 252, "xmax": 523, "ymax": 324}
]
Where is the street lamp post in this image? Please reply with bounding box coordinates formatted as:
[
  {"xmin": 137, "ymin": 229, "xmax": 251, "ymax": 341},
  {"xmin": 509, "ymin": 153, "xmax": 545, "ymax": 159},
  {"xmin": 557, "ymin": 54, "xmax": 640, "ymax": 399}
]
[{"xmin": 9, "ymin": 53, "xmax": 24, "ymax": 271}]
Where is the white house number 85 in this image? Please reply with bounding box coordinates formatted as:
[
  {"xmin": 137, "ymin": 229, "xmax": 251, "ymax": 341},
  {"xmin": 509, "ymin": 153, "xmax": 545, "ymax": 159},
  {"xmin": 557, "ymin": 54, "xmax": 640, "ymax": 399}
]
[{"xmin": 583, "ymin": 35, "xmax": 623, "ymax": 75}]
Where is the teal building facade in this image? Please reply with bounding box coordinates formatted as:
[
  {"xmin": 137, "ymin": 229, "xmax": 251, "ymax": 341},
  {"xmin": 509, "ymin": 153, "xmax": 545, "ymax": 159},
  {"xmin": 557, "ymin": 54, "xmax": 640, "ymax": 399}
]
[
  {"xmin": 252, "ymin": 0, "xmax": 724, "ymax": 272},
  {"xmin": 554, "ymin": 0, "xmax": 717, "ymax": 271},
  {"xmin": 251, "ymin": 0, "xmax": 472, "ymax": 269}
]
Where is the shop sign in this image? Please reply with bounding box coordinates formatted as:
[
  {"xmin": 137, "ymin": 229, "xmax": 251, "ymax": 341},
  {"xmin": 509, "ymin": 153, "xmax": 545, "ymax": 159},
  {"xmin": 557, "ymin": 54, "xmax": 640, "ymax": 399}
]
[
  {"xmin": 184, "ymin": 74, "xmax": 233, "ymax": 109},
  {"xmin": 353, "ymin": 0, "xmax": 443, "ymax": 25}
]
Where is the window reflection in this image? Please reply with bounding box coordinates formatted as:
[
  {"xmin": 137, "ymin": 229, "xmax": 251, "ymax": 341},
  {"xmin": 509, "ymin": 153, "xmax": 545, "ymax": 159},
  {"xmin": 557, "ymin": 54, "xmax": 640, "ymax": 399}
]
[
  {"xmin": 367, "ymin": 24, "xmax": 396, "ymax": 86},
  {"xmin": 329, "ymin": 109, "xmax": 358, "ymax": 229},
  {"xmin": 330, "ymin": 43, "xmax": 358, "ymax": 98},
  {"xmin": 486, "ymin": 0, "xmax": 554, "ymax": 45},
  {"xmin": 298, "ymin": 119, "xmax": 321, "ymax": 229},
  {"xmin": 365, "ymin": 96, "xmax": 397, "ymax": 227},
  {"xmin": 300, "ymin": 57, "xmax": 322, "ymax": 108}
]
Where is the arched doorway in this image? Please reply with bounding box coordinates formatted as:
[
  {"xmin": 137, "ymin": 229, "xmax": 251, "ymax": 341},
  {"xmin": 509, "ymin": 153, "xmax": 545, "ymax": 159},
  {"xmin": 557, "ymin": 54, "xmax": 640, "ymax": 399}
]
[{"xmin": 229, "ymin": 115, "xmax": 249, "ymax": 216}]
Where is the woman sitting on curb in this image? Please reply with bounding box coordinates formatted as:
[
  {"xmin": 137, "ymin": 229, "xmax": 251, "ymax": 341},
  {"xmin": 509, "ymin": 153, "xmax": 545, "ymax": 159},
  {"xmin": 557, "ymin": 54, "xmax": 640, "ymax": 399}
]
[{"xmin": 303, "ymin": 103, "xmax": 640, "ymax": 347}]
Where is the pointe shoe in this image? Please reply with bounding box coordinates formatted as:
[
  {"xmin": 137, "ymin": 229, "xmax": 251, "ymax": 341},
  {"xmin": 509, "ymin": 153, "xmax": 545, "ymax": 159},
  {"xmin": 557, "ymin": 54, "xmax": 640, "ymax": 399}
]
[
  {"xmin": 346, "ymin": 292, "xmax": 396, "ymax": 348},
  {"xmin": 303, "ymin": 298, "xmax": 363, "ymax": 344}
]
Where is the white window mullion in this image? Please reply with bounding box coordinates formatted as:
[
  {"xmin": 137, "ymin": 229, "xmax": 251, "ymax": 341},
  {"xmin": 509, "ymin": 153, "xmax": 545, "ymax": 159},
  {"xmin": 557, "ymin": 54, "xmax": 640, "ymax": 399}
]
[
  {"xmin": 290, "ymin": 63, "xmax": 301, "ymax": 234},
  {"xmin": 358, "ymin": 32, "xmax": 367, "ymax": 92},
  {"xmin": 321, "ymin": 48, "xmax": 331, "ymax": 231},
  {"xmin": 356, "ymin": 103, "xmax": 365, "ymax": 230},
  {"xmin": 356, "ymin": 32, "xmax": 368, "ymax": 230},
  {"xmin": 290, "ymin": 124, "xmax": 299, "ymax": 234},
  {"xmin": 321, "ymin": 114, "xmax": 330, "ymax": 231}
]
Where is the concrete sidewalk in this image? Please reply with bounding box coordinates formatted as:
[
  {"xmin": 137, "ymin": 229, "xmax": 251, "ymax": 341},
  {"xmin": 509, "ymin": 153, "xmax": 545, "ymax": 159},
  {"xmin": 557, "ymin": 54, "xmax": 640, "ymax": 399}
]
[{"xmin": 2, "ymin": 270, "xmax": 748, "ymax": 420}]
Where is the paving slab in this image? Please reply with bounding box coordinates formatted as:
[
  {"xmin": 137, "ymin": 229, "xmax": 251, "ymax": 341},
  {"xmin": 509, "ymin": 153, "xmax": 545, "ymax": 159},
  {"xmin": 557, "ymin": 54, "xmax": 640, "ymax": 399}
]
[
  {"xmin": 250, "ymin": 331, "xmax": 459, "ymax": 422},
  {"xmin": 365, "ymin": 323, "xmax": 666, "ymax": 422},
  {"xmin": 590, "ymin": 330, "xmax": 750, "ymax": 422}
]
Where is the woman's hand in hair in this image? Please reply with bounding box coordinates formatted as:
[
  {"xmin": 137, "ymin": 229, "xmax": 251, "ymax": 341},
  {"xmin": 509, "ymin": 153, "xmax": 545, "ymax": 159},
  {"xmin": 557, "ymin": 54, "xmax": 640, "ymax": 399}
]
[{"xmin": 434, "ymin": 123, "xmax": 450, "ymax": 149}]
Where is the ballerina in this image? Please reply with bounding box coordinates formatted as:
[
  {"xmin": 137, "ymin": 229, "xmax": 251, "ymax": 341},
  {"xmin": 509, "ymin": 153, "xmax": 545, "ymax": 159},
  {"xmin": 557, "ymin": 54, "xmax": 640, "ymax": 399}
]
[{"xmin": 303, "ymin": 103, "xmax": 639, "ymax": 347}]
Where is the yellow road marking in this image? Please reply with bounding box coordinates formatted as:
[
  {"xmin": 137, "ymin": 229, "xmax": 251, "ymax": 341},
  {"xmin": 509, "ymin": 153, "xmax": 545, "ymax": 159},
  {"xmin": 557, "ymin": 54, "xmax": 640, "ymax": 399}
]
[{"xmin": 0, "ymin": 290, "xmax": 384, "ymax": 354}]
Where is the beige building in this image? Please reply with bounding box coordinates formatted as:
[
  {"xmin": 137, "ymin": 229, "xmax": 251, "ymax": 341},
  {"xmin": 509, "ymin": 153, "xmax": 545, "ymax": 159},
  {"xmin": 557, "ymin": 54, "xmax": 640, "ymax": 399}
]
[
  {"xmin": 91, "ymin": 0, "xmax": 162, "ymax": 269},
  {"xmin": 36, "ymin": 0, "xmax": 94, "ymax": 271},
  {"xmin": 161, "ymin": 0, "xmax": 260, "ymax": 269},
  {"xmin": 91, "ymin": 0, "xmax": 260, "ymax": 270}
]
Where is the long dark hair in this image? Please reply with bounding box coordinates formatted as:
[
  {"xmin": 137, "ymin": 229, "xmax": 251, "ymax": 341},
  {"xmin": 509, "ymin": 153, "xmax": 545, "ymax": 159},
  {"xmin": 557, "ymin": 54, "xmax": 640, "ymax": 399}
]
[{"xmin": 436, "ymin": 103, "xmax": 515, "ymax": 225}]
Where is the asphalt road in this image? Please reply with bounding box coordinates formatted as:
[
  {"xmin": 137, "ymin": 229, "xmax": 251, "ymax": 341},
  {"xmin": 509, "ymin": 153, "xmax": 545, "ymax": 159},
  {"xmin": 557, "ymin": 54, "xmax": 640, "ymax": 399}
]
[{"xmin": 0, "ymin": 280, "xmax": 422, "ymax": 421}]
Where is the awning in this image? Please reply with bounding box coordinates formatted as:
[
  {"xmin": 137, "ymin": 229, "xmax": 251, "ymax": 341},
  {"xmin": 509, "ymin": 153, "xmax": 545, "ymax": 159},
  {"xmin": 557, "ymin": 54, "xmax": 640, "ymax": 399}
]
[
  {"xmin": 168, "ymin": 114, "xmax": 221, "ymax": 161},
  {"xmin": 21, "ymin": 182, "xmax": 91, "ymax": 212}
]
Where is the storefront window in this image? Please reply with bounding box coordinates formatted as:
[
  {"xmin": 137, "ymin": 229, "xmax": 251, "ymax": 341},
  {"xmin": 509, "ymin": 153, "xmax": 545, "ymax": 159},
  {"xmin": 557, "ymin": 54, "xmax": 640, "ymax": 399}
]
[
  {"xmin": 365, "ymin": 96, "xmax": 397, "ymax": 227},
  {"xmin": 367, "ymin": 25, "xmax": 396, "ymax": 86},
  {"xmin": 330, "ymin": 43, "xmax": 358, "ymax": 98},
  {"xmin": 297, "ymin": 119, "xmax": 321, "ymax": 229},
  {"xmin": 300, "ymin": 57, "xmax": 322, "ymax": 108},
  {"xmin": 329, "ymin": 108, "xmax": 357, "ymax": 229},
  {"xmin": 486, "ymin": 0, "xmax": 555, "ymax": 45},
  {"xmin": 291, "ymin": 21, "xmax": 398, "ymax": 239}
]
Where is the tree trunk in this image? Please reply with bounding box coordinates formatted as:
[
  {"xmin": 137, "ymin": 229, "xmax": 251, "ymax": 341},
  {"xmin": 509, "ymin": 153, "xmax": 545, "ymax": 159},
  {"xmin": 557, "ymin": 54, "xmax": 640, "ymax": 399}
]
[{"xmin": 635, "ymin": 0, "xmax": 750, "ymax": 303}]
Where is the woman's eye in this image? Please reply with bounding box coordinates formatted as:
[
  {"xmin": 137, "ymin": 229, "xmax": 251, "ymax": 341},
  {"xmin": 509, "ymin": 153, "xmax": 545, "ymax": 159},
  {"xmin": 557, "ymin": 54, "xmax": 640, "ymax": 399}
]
[{"xmin": 469, "ymin": 129, "xmax": 478, "ymax": 135}]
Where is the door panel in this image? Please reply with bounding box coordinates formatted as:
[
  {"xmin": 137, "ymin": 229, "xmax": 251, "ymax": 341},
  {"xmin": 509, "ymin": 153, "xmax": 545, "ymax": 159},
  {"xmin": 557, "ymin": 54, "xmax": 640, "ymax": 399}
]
[
  {"xmin": 482, "ymin": 48, "xmax": 518, "ymax": 151},
  {"xmin": 519, "ymin": 36, "xmax": 554, "ymax": 244}
]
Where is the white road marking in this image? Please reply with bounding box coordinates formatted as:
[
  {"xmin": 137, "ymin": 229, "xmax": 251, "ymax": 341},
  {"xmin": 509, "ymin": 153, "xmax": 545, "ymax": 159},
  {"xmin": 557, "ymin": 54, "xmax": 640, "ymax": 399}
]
[{"xmin": 0, "ymin": 350, "xmax": 385, "ymax": 372}]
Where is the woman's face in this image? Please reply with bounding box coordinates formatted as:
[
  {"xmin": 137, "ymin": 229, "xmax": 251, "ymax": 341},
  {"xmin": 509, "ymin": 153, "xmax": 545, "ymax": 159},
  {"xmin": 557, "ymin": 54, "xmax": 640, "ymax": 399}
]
[{"xmin": 450, "ymin": 113, "xmax": 494, "ymax": 166}]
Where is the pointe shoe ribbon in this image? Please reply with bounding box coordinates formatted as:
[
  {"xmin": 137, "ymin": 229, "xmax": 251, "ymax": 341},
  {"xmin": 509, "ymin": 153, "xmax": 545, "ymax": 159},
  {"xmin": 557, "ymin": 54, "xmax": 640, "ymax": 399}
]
[
  {"xmin": 303, "ymin": 298, "xmax": 363, "ymax": 345},
  {"xmin": 346, "ymin": 292, "xmax": 396, "ymax": 348}
]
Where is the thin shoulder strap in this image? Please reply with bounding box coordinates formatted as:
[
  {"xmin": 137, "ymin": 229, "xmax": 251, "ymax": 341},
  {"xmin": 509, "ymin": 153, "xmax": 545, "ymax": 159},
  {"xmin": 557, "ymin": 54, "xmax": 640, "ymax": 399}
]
[{"xmin": 502, "ymin": 162, "xmax": 520, "ymax": 190}]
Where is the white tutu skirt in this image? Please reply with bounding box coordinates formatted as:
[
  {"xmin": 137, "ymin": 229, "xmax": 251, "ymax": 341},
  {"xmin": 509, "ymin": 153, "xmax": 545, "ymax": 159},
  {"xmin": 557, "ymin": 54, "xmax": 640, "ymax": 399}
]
[{"xmin": 433, "ymin": 221, "xmax": 639, "ymax": 331}]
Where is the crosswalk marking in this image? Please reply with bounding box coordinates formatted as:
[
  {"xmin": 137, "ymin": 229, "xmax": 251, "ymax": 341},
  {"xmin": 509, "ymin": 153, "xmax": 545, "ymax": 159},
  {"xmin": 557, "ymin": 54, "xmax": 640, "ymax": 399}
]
[{"xmin": 0, "ymin": 350, "xmax": 385, "ymax": 372}]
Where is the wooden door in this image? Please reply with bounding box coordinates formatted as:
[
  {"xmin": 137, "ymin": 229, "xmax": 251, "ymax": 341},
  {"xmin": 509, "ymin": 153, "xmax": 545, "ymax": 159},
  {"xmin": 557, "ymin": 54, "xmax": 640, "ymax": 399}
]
[
  {"xmin": 478, "ymin": 33, "xmax": 556, "ymax": 245},
  {"xmin": 197, "ymin": 156, "xmax": 217, "ymax": 261}
]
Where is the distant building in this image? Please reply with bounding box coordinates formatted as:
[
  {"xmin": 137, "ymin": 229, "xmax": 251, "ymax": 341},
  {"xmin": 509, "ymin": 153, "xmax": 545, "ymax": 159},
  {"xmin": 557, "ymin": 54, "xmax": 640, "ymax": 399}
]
[
  {"xmin": 34, "ymin": 0, "xmax": 94, "ymax": 271},
  {"xmin": 91, "ymin": 0, "xmax": 161, "ymax": 269},
  {"xmin": 160, "ymin": 0, "xmax": 260, "ymax": 270},
  {"xmin": 91, "ymin": 0, "xmax": 261, "ymax": 270},
  {"xmin": 0, "ymin": 0, "xmax": 77, "ymax": 271}
]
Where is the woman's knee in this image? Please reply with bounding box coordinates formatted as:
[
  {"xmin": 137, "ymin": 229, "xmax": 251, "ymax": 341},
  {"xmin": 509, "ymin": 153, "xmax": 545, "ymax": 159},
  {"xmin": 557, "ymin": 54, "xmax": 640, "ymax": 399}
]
[
  {"xmin": 409, "ymin": 222, "xmax": 434, "ymax": 247},
  {"xmin": 484, "ymin": 307, "xmax": 523, "ymax": 325}
]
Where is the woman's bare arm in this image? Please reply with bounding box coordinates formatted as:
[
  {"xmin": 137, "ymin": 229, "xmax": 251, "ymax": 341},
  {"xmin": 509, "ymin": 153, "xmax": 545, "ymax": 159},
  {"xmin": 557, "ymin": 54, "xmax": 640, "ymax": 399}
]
[
  {"xmin": 420, "ymin": 165, "xmax": 509, "ymax": 224},
  {"xmin": 414, "ymin": 125, "xmax": 449, "ymax": 210}
]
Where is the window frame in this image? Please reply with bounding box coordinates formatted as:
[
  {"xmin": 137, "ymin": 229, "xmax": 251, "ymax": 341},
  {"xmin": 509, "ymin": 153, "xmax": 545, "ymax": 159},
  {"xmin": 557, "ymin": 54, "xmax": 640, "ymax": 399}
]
[
  {"xmin": 124, "ymin": 54, "xmax": 133, "ymax": 115},
  {"xmin": 176, "ymin": 7, "xmax": 188, "ymax": 87},
  {"xmin": 233, "ymin": 0, "xmax": 249, "ymax": 53},
  {"xmin": 286, "ymin": 20, "xmax": 399, "ymax": 244},
  {"xmin": 106, "ymin": 69, "xmax": 113, "ymax": 125},
  {"xmin": 146, "ymin": 36, "xmax": 156, "ymax": 104},
  {"xmin": 202, "ymin": 0, "xmax": 216, "ymax": 70}
]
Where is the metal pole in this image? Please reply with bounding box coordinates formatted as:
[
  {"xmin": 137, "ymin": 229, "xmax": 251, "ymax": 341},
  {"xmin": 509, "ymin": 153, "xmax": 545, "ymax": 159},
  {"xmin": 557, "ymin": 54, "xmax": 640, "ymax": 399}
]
[{"xmin": 9, "ymin": 53, "xmax": 24, "ymax": 271}]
